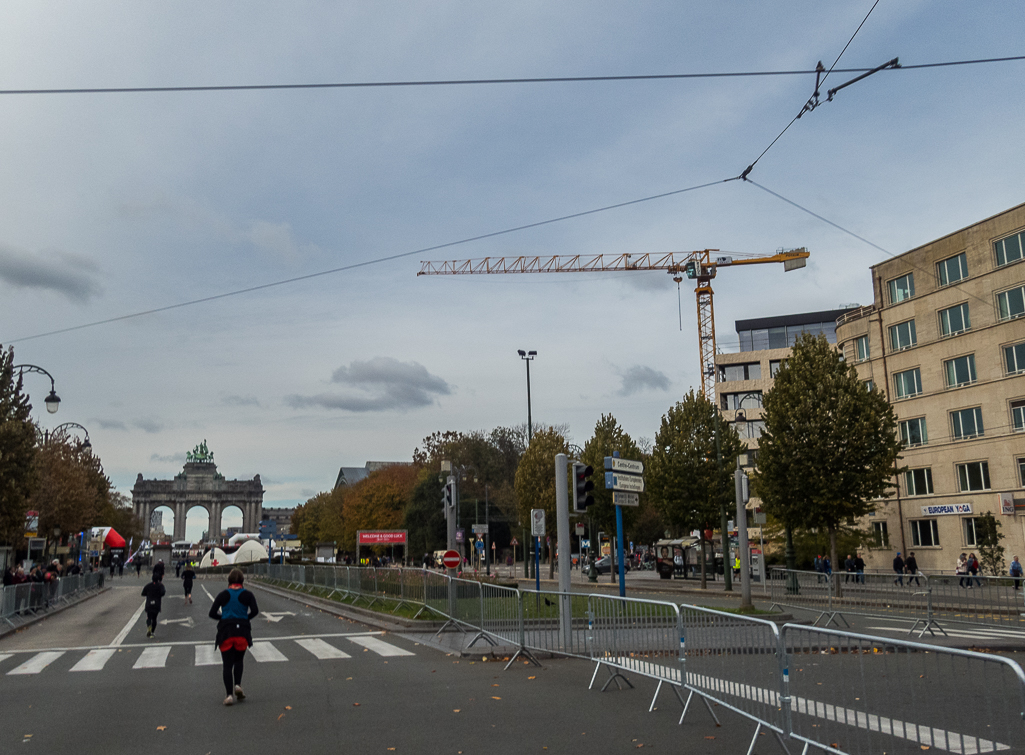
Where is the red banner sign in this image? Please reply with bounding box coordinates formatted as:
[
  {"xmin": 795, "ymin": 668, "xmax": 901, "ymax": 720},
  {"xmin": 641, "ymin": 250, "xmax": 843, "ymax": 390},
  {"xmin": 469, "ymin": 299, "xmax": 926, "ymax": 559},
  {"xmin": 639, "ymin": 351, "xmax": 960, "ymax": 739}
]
[{"xmin": 358, "ymin": 530, "xmax": 407, "ymax": 545}]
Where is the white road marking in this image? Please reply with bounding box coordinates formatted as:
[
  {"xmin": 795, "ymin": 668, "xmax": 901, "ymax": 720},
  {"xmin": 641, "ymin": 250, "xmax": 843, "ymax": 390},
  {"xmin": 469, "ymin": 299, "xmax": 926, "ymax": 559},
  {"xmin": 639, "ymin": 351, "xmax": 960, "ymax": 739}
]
[
  {"xmin": 133, "ymin": 646, "xmax": 171, "ymax": 669},
  {"xmin": 0, "ymin": 653, "xmax": 12, "ymax": 666},
  {"xmin": 8, "ymin": 651, "xmax": 65, "ymax": 675},
  {"xmin": 110, "ymin": 600, "xmax": 147, "ymax": 647},
  {"xmin": 347, "ymin": 636, "xmax": 414, "ymax": 657},
  {"xmin": 70, "ymin": 649, "xmax": 116, "ymax": 672},
  {"xmin": 262, "ymin": 611, "xmax": 295, "ymax": 623},
  {"xmin": 249, "ymin": 642, "xmax": 288, "ymax": 662},
  {"xmin": 203, "ymin": 585, "xmax": 216, "ymax": 603},
  {"xmin": 0, "ymin": 631, "xmax": 390, "ymax": 654},
  {"xmin": 295, "ymin": 638, "xmax": 351, "ymax": 659},
  {"xmin": 195, "ymin": 645, "xmax": 219, "ymax": 666}
]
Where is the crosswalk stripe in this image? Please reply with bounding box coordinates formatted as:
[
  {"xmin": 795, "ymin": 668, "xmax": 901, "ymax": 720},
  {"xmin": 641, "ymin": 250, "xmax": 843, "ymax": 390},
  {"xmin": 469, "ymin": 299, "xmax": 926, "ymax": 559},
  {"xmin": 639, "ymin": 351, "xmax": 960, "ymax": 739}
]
[
  {"xmin": 8, "ymin": 651, "xmax": 65, "ymax": 675},
  {"xmin": 347, "ymin": 636, "xmax": 414, "ymax": 657},
  {"xmin": 195, "ymin": 645, "xmax": 219, "ymax": 666},
  {"xmin": 71, "ymin": 649, "xmax": 117, "ymax": 672},
  {"xmin": 249, "ymin": 642, "xmax": 288, "ymax": 662},
  {"xmin": 296, "ymin": 638, "xmax": 351, "ymax": 660},
  {"xmin": 134, "ymin": 646, "xmax": 171, "ymax": 669}
]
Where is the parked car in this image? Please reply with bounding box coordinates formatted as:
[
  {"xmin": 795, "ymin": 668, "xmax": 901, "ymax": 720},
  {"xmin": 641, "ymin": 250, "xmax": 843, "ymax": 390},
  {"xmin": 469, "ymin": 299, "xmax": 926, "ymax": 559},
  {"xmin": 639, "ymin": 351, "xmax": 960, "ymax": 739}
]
[{"xmin": 593, "ymin": 556, "xmax": 631, "ymax": 574}]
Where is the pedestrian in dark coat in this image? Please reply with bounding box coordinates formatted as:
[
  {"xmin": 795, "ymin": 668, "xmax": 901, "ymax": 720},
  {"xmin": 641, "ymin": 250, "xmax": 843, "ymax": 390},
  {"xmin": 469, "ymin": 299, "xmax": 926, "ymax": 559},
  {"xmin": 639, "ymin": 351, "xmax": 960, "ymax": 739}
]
[
  {"xmin": 892, "ymin": 552, "xmax": 905, "ymax": 586},
  {"xmin": 141, "ymin": 574, "xmax": 165, "ymax": 638},
  {"xmin": 904, "ymin": 552, "xmax": 921, "ymax": 586}
]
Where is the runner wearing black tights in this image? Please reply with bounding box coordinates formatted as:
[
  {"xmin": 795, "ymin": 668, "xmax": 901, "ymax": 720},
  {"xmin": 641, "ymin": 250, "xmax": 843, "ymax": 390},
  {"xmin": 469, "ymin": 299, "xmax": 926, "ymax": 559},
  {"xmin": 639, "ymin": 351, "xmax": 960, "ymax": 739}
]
[{"xmin": 209, "ymin": 568, "xmax": 259, "ymax": 706}]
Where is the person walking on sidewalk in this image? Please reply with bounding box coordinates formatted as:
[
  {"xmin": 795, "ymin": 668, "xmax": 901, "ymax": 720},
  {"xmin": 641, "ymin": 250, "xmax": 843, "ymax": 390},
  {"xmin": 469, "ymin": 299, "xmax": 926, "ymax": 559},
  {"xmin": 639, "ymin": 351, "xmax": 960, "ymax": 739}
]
[
  {"xmin": 956, "ymin": 553, "xmax": 969, "ymax": 587},
  {"xmin": 968, "ymin": 553, "xmax": 983, "ymax": 587},
  {"xmin": 141, "ymin": 574, "xmax": 165, "ymax": 638},
  {"xmin": 1010, "ymin": 556, "xmax": 1023, "ymax": 591},
  {"xmin": 904, "ymin": 552, "xmax": 921, "ymax": 586},
  {"xmin": 892, "ymin": 552, "xmax": 905, "ymax": 586},
  {"xmin": 209, "ymin": 568, "xmax": 260, "ymax": 706}
]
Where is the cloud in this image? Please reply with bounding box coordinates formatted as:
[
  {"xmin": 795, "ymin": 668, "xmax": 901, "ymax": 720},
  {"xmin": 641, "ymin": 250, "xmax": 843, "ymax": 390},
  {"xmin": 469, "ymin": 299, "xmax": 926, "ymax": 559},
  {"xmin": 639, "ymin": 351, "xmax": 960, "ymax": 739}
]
[
  {"xmin": 93, "ymin": 418, "xmax": 127, "ymax": 430},
  {"xmin": 0, "ymin": 244, "xmax": 102, "ymax": 302},
  {"xmin": 617, "ymin": 365, "xmax": 670, "ymax": 396},
  {"xmin": 287, "ymin": 357, "xmax": 451, "ymax": 413},
  {"xmin": 150, "ymin": 452, "xmax": 185, "ymax": 464},
  {"xmin": 134, "ymin": 418, "xmax": 165, "ymax": 433},
  {"xmin": 222, "ymin": 394, "xmax": 261, "ymax": 408}
]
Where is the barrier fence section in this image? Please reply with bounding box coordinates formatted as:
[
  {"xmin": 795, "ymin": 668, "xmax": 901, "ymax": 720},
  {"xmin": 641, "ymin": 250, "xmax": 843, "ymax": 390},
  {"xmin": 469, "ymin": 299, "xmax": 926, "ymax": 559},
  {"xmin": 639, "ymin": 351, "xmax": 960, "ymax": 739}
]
[
  {"xmin": 1, "ymin": 571, "xmax": 105, "ymax": 628},
  {"xmin": 587, "ymin": 594, "xmax": 681, "ymax": 697},
  {"xmin": 781, "ymin": 624, "xmax": 1025, "ymax": 755},
  {"xmin": 519, "ymin": 588, "xmax": 591, "ymax": 661},
  {"xmin": 771, "ymin": 567, "xmax": 1025, "ymax": 634}
]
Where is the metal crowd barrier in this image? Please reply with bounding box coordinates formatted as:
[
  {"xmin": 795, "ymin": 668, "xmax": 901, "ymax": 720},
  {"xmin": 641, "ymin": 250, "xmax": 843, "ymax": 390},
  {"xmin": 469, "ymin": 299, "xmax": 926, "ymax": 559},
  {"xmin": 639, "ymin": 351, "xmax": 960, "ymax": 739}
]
[
  {"xmin": 770, "ymin": 567, "xmax": 1025, "ymax": 635},
  {"xmin": 1, "ymin": 571, "xmax": 105, "ymax": 628},
  {"xmin": 240, "ymin": 563, "xmax": 1025, "ymax": 754}
]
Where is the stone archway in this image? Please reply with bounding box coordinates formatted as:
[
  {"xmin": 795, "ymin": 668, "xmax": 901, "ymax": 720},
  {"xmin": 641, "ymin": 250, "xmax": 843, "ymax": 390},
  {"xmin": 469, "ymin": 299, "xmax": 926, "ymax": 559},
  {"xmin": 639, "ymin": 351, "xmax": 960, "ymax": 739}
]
[{"xmin": 183, "ymin": 504, "xmax": 211, "ymax": 543}]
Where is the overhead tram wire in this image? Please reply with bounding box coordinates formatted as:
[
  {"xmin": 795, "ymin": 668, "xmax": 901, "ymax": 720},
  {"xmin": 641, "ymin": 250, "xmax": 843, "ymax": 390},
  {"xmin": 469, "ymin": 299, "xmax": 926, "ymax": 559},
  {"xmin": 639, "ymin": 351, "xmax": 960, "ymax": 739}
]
[
  {"xmin": 0, "ymin": 55, "xmax": 1021, "ymax": 96},
  {"xmin": 6, "ymin": 177, "xmax": 740, "ymax": 343}
]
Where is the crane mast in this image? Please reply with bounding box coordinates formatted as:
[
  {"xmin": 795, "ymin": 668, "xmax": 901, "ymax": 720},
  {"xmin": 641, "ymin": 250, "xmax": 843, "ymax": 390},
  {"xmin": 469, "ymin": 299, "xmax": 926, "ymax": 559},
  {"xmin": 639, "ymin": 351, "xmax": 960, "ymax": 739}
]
[{"xmin": 418, "ymin": 247, "xmax": 809, "ymax": 401}]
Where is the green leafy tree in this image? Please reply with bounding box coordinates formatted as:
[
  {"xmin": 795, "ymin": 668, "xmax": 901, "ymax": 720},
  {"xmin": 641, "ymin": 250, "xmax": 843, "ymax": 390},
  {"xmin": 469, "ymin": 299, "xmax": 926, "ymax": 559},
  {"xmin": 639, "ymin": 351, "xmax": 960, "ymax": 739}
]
[
  {"xmin": 975, "ymin": 513, "xmax": 1005, "ymax": 576},
  {"xmin": 580, "ymin": 414, "xmax": 643, "ymax": 579},
  {"xmin": 513, "ymin": 426, "xmax": 568, "ymax": 577},
  {"xmin": 30, "ymin": 431, "xmax": 112, "ymax": 540},
  {"xmin": 646, "ymin": 391, "xmax": 743, "ymax": 588},
  {"xmin": 291, "ymin": 488, "xmax": 344, "ymax": 554},
  {"xmin": 754, "ymin": 333, "xmax": 902, "ymax": 581},
  {"xmin": 0, "ymin": 346, "xmax": 38, "ymax": 546},
  {"xmin": 403, "ymin": 468, "xmax": 447, "ymax": 559}
]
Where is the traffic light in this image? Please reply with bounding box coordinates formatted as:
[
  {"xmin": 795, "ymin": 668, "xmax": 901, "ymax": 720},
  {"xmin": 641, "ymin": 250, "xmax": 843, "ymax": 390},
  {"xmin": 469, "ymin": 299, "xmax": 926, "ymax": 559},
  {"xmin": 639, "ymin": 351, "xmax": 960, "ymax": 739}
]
[
  {"xmin": 442, "ymin": 483, "xmax": 453, "ymax": 509},
  {"xmin": 572, "ymin": 463, "xmax": 595, "ymax": 513}
]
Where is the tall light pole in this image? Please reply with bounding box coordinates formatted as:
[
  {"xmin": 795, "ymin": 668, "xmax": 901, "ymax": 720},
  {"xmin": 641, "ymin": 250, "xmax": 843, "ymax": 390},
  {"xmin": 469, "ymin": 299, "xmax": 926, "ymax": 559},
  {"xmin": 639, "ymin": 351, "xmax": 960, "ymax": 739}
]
[
  {"xmin": 44, "ymin": 422, "xmax": 91, "ymax": 449},
  {"xmin": 518, "ymin": 349, "xmax": 536, "ymax": 578},
  {"xmin": 14, "ymin": 364, "xmax": 61, "ymax": 414}
]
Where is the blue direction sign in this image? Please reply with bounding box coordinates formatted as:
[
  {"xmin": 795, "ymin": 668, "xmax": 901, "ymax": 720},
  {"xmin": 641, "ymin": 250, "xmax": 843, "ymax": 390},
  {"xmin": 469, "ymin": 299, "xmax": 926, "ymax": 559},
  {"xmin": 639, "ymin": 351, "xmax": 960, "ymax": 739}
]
[{"xmin": 604, "ymin": 457, "xmax": 644, "ymax": 474}]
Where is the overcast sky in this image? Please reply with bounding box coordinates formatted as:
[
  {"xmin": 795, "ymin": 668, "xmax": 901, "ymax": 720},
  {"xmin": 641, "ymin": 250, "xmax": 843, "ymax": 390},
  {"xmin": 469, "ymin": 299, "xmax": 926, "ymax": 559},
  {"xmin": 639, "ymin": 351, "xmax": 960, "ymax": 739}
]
[{"xmin": 2, "ymin": 3, "xmax": 1023, "ymax": 539}]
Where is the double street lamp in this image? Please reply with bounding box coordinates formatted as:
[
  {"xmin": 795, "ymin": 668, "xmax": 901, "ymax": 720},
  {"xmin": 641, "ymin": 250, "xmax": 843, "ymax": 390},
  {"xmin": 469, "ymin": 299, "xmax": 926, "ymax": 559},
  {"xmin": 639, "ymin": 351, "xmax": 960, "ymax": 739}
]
[
  {"xmin": 14, "ymin": 364, "xmax": 61, "ymax": 414},
  {"xmin": 44, "ymin": 422, "xmax": 92, "ymax": 450}
]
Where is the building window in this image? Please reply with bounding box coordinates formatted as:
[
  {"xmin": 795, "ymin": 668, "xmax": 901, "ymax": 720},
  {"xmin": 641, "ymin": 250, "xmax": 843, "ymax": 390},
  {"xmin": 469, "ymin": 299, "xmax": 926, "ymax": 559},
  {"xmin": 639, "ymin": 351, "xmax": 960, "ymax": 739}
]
[
  {"xmin": 995, "ymin": 230, "xmax": 1025, "ymax": 267},
  {"xmin": 957, "ymin": 461, "xmax": 991, "ymax": 492},
  {"xmin": 888, "ymin": 273, "xmax": 915, "ymax": 304},
  {"xmin": 944, "ymin": 354, "xmax": 977, "ymax": 388},
  {"xmin": 963, "ymin": 518, "xmax": 979, "ymax": 547},
  {"xmin": 951, "ymin": 407, "xmax": 984, "ymax": 440},
  {"xmin": 939, "ymin": 303, "xmax": 971, "ymax": 337},
  {"xmin": 937, "ymin": 252, "xmax": 969, "ymax": 286},
  {"xmin": 899, "ymin": 417, "xmax": 928, "ymax": 447},
  {"xmin": 905, "ymin": 468, "xmax": 934, "ymax": 497},
  {"xmin": 872, "ymin": 521, "xmax": 889, "ymax": 548},
  {"xmin": 719, "ymin": 362, "xmax": 762, "ymax": 382},
  {"xmin": 1006, "ymin": 342, "xmax": 1025, "ymax": 375},
  {"xmin": 721, "ymin": 392, "xmax": 763, "ymax": 411},
  {"xmin": 863, "ymin": 378, "xmax": 875, "ymax": 392},
  {"xmin": 769, "ymin": 359, "xmax": 785, "ymax": 378},
  {"xmin": 1012, "ymin": 399, "xmax": 1025, "ymax": 433},
  {"xmin": 1019, "ymin": 458, "xmax": 1025, "ymax": 487},
  {"xmin": 888, "ymin": 320, "xmax": 917, "ymax": 351},
  {"xmin": 854, "ymin": 335, "xmax": 869, "ymax": 362},
  {"xmin": 910, "ymin": 519, "xmax": 939, "ymax": 547},
  {"xmin": 998, "ymin": 285, "xmax": 1025, "ymax": 321},
  {"xmin": 893, "ymin": 368, "xmax": 923, "ymax": 399}
]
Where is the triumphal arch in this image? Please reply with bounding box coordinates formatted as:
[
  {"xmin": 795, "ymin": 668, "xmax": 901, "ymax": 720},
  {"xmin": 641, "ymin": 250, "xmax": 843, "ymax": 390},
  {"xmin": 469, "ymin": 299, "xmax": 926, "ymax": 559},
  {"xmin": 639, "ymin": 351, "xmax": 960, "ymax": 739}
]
[{"xmin": 132, "ymin": 441, "xmax": 264, "ymax": 542}]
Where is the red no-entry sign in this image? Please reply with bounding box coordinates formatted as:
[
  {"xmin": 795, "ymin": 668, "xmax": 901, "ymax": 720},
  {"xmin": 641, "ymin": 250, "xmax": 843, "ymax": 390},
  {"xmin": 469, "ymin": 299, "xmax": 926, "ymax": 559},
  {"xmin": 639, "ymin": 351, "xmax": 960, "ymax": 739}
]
[{"xmin": 442, "ymin": 550, "xmax": 461, "ymax": 569}]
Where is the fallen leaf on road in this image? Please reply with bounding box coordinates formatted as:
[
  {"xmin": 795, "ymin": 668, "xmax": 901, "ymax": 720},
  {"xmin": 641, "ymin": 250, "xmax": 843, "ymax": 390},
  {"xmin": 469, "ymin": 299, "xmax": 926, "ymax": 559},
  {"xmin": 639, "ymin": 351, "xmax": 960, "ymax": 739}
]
[
  {"xmin": 277, "ymin": 714, "xmax": 285, "ymax": 721},
  {"xmin": 705, "ymin": 736, "xmax": 715, "ymax": 740},
  {"xmin": 23, "ymin": 735, "xmax": 32, "ymax": 738},
  {"xmin": 491, "ymin": 696, "xmax": 501, "ymax": 700},
  {"xmin": 388, "ymin": 749, "xmax": 396, "ymax": 751},
  {"xmin": 453, "ymin": 709, "xmax": 461, "ymax": 713},
  {"xmin": 285, "ymin": 706, "xmax": 292, "ymax": 710},
  {"xmin": 353, "ymin": 703, "xmax": 360, "ymax": 707},
  {"xmin": 921, "ymin": 748, "xmax": 930, "ymax": 751},
  {"xmin": 492, "ymin": 684, "xmax": 500, "ymax": 687},
  {"xmin": 528, "ymin": 676, "xmax": 536, "ymax": 680},
  {"xmin": 156, "ymin": 726, "xmax": 167, "ymax": 732}
]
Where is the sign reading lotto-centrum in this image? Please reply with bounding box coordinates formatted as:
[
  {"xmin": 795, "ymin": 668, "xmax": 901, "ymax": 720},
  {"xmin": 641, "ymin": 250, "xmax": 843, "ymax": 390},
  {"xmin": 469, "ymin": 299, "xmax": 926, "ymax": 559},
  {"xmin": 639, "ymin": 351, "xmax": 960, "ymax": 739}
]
[
  {"xmin": 357, "ymin": 530, "xmax": 408, "ymax": 545},
  {"xmin": 920, "ymin": 504, "xmax": 973, "ymax": 516}
]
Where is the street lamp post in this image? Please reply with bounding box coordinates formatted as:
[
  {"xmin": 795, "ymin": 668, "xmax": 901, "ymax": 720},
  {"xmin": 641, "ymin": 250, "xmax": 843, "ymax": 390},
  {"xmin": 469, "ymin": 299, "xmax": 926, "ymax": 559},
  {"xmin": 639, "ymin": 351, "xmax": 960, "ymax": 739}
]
[
  {"xmin": 14, "ymin": 364, "xmax": 61, "ymax": 414},
  {"xmin": 518, "ymin": 349, "xmax": 536, "ymax": 578},
  {"xmin": 44, "ymin": 422, "xmax": 91, "ymax": 449}
]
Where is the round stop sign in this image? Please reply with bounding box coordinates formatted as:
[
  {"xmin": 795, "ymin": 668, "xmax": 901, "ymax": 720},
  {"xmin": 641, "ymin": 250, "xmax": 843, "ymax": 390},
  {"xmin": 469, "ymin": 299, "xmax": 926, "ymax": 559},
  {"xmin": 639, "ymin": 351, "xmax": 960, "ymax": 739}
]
[{"xmin": 442, "ymin": 550, "xmax": 461, "ymax": 569}]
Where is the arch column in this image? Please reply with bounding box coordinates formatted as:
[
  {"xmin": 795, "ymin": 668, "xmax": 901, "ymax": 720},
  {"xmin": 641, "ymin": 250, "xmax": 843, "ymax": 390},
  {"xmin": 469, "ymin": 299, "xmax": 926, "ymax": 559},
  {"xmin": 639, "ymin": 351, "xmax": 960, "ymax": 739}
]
[
  {"xmin": 209, "ymin": 503, "xmax": 222, "ymax": 543},
  {"xmin": 174, "ymin": 501, "xmax": 187, "ymax": 541}
]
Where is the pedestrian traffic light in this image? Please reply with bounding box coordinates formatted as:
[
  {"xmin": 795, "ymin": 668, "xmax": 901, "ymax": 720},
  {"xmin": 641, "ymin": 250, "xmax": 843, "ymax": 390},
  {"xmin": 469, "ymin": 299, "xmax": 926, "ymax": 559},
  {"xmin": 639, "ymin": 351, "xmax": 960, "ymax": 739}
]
[
  {"xmin": 442, "ymin": 483, "xmax": 453, "ymax": 509},
  {"xmin": 572, "ymin": 463, "xmax": 595, "ymax": 513}
]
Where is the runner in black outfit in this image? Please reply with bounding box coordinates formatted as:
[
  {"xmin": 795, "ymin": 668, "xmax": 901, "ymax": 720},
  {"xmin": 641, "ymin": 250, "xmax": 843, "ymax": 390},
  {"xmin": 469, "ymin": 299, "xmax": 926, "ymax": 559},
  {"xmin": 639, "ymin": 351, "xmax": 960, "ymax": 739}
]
[
  {"xmin": 182, "ymin": 565, "xmax": 196, "ymax": 604},
  {"xmin": 141, "ymin": 574, "xmax": 165, "ymax": 638},
  {"xmin": 209, "ymin": 568, "xmax": 259, "ymax": 706}
]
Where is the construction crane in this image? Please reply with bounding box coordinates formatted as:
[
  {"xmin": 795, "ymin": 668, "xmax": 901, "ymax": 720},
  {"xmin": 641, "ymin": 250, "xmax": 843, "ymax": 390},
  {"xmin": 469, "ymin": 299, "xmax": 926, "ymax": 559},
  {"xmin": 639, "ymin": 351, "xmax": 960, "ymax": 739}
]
[{"xmin": 418, "ymin": 247, "xmax": 809, "ymax": 401}]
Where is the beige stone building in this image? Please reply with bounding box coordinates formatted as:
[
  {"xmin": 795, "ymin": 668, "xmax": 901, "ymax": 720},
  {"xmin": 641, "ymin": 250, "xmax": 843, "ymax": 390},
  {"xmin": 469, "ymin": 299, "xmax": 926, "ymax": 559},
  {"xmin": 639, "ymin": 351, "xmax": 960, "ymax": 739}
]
[{"xmin": 836, "ymin": 202, "xmax": 1025, "ymax": 573}]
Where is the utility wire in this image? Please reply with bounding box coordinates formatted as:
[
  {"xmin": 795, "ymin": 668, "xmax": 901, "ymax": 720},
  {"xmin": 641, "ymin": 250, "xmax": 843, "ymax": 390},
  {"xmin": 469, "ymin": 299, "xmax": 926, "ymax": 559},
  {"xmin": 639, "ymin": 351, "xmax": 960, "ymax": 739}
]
[
  {"xmin": 818, "ymin": 0, "xmax": 882, "ymax": 89},
  {"xmin": 0, "ymin": 55, "xmax": 1021, "ymax": 96},
  {"xmin": 6, "ymin": 177, "xmax": 739, "ymax": 343}
]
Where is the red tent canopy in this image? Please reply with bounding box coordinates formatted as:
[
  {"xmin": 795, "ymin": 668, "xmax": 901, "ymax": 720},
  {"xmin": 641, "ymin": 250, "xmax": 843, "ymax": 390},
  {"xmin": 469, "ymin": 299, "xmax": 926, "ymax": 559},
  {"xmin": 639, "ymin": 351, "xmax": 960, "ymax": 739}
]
[{"xmin": 103, "ymin": 528, "xmax": 126, "ymax": 548}]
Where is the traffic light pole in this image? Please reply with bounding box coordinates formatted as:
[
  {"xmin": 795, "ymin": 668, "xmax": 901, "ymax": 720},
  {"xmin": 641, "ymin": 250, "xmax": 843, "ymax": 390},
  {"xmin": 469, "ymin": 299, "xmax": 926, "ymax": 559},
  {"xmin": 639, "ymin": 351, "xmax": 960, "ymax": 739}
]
[
  {"xmin": 555, "ymin": 454, "xmax": 572, "ymax": 647},
  {"xmin": 735, "ymin": 463, "xmax": 752, "ymax": 610}
]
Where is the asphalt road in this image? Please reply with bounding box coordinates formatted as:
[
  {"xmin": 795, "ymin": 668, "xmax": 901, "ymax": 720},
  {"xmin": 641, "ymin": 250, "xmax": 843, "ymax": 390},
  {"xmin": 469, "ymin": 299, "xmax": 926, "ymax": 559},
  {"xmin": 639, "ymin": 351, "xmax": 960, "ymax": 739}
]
[{"xmin": 0, "ymin": 575, "xmax": 772, "ymax": 755}]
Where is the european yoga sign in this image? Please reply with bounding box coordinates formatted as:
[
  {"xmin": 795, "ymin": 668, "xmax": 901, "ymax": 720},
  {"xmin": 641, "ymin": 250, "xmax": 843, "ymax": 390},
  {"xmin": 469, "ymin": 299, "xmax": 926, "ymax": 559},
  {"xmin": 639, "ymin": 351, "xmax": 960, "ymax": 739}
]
[{"xmin": 920, "ymin": 503, "xmax": 972, "ymax": 516}]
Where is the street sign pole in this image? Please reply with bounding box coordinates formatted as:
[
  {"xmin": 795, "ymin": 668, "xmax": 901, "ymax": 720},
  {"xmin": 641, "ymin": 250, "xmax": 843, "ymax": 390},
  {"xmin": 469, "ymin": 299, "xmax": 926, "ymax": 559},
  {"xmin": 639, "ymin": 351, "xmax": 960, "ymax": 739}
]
[
  {"xmin": 736, "ymin": 464, "xmax": 753, "ymax": 609},
  {"xmin": 615, "ymin": 503, "xmax": 626, "ymax": 598}
]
